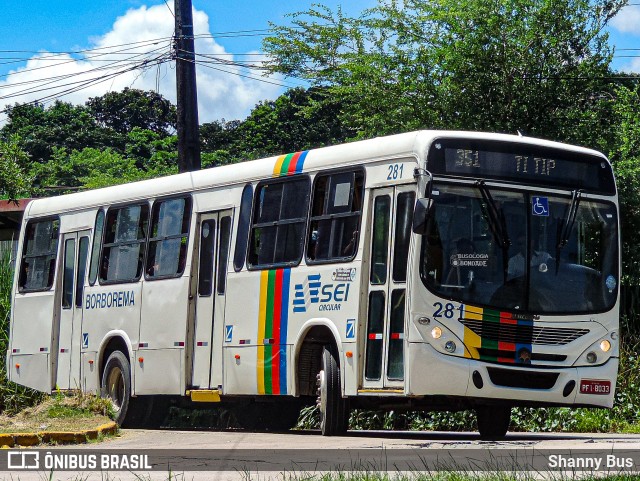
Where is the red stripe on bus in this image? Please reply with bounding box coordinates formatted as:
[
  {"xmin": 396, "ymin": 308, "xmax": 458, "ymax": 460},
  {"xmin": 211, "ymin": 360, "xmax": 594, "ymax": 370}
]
[
  {"xmin": 498, "ymin": 341, "xmax": 516, "ymax": 351},
  {"xmin": 272, "ymin": 269, "xmax": 284, "ymax": 395},
  {"xmin": 287, "ymin": 152, "xmax": 302, "ymax": 175}
]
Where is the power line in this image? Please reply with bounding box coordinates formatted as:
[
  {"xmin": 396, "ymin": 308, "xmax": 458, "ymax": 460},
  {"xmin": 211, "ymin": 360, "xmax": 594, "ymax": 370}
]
[
  {"xmin": 0, "ymin": 40, "xmax": 173, "ymax": 81},
  {"xmin": 0, "ymin": 50, "xmax": 171, "ymax": 102}
]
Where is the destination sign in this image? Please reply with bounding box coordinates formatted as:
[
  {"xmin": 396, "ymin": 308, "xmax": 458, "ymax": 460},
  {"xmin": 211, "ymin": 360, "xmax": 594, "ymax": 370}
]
[{"xmin": 427, "ymin": 138, "xmax": 616, "ymax": 195}]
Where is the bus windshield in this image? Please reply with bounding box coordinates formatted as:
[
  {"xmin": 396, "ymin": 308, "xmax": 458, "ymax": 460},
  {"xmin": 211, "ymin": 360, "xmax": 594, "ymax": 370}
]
[{"xmin": 420, "ymin": 183, "xmax": 619, "ymax": 314}]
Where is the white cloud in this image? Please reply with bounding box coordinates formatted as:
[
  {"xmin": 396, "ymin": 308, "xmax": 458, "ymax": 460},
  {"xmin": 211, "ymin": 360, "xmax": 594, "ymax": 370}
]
[
  {"xmin": 618, "ymin": 57, "xmax": 640, "ymax": 74},
  {"xmin": 611, "ymin": 5, "xmax": 640, "ymax": 35},
  {"xmin": 0, "ymin": 4, "xmax": 283, "ymax": 123}
]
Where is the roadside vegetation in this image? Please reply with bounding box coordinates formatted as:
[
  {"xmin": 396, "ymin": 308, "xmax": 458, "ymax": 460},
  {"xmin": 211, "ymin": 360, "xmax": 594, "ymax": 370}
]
[{"xmin": 0, "ymin": 390, "xmax": 113, "ymax": 434}]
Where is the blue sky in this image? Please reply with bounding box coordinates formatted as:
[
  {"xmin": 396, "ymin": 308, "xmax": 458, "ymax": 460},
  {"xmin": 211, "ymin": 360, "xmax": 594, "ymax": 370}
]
[{"xmin": 0, "ymin": 1, "xmax": 638, "ymax": 123}]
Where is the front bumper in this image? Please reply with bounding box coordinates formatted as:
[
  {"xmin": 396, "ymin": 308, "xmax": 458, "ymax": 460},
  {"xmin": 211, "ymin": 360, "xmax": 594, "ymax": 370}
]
[{"xmin": 407, "ymin": 342, "xmax": 617, "ymax": 408}]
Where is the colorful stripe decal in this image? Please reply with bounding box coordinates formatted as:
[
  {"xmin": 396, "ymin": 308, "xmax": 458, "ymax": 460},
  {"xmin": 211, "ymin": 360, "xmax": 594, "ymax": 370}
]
[
  {"xmin": 257, "ymin": 268, "xmax": 291, "ymax": 394},
  {"xmin": 272, "ymin": 151, "xmax": 308, "ymax": 177},
  {"xmin": 461, "ymin": 305, "xmax": 533, "ymax": 364}
]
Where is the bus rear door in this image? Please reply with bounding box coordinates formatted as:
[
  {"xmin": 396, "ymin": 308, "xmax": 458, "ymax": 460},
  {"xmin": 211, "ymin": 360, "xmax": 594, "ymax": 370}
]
[
  {"xmin": 55, "ymin": 230, "xmax": 90, "ymax": 390},
  {"xmin": 191, "ymin": 210, "xmax": 233, "ymax": 390}
]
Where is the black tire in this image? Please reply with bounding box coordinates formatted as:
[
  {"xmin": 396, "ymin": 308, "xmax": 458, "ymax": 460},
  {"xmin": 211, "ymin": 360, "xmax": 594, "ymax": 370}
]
[
  {"xmin": 317, "ymin": 344, "xmax": 348, "ymax": 436},
  {"xmin": 101, "ymin": 351, "xmax": 145, "ymax": 427},
  {"xmin": 476, "ymin": 405, "xmax": 511, "ymax": 440}
]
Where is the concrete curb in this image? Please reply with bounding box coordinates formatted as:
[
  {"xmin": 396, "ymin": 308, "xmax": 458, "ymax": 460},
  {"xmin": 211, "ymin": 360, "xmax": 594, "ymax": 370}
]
[{"xmin": 0, "ymin": 422, "xmax": 118, "ymax": 447}]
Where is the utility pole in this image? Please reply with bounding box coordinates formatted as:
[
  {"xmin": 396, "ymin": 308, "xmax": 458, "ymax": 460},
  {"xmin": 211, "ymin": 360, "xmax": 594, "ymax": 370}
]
[{"xmin": 175, "ymin": 0, "xmax": 201, "ymax": 172}]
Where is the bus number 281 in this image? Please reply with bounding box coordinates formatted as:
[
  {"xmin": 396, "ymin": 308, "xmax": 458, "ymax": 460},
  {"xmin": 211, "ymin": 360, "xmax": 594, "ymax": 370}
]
[{"xmin": 387, "ymin": 164, "xmax": 404, "ymax": 180}]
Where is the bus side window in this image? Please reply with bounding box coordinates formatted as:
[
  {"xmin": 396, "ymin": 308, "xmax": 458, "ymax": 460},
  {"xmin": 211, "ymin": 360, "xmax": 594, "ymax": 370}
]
[
  {"xmin": 307, "ymin": 169, "xmax": 364, "ymax": 263},
  {"xmin": 100, "ymin": 203, "xmax": 149, "ymax": 283},
  {"xmin": 146, "ymin": 196, "xmax": 192, "ymax": 279},
  {"xmin": 88, "ymin": 210, "xmax": 104, "ymax": 286},
  {"xmin": 217, "ymin": 216, "xmax": 232, "ymax": 294},
  {"xmin": 247, "ymin": 176, "xmax": 310, "ymax": 268},
  {"xmin": 76, "ymin": 236, "xmax": 89, "ymax": 307},
  {"xmin": 19, "ymin": 218, "xmax": 60, "ymax": 292},
  {"xmin": 233, "ymin": 183, "xmax": 253, "ymax": 271}
]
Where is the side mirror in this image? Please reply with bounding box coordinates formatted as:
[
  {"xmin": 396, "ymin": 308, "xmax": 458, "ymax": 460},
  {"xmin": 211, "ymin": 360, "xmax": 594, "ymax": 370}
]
[{"xmin": 412, "ymin": 198, "xmax": 431, "ymax": 235}]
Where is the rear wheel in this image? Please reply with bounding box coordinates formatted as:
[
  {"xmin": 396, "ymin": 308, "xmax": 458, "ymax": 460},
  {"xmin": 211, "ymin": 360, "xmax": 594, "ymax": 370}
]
[
  {"xmin": 476, "ymin": 405, "xmax": 511, "ymax": 440},
  {"xmin": 101, "ymin": 350, "xmax": 145, "ymax": 427},
  {"xmin": 317, "ymin": 344, "xmax": 348, "ymax": 436}
]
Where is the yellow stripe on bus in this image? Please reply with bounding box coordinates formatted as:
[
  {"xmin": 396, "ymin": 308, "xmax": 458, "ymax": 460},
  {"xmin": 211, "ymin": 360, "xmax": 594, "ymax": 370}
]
[
  {"xmin": 273, "ymin": 155, "xmax": 286, "ymax": 177},
  {"xmin": 257, "ymin": 270, "xmax": 269, "ymax": 395}
]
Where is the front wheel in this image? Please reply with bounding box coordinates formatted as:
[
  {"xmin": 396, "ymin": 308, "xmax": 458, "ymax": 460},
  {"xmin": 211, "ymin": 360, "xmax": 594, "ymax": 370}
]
[
  {"xmin": 317, "ymin": 344, "xmax": 348, "ymax": 436},
  {"xmin": 476, "ymin": 405, "xmax": 511, "ymax": 440}
]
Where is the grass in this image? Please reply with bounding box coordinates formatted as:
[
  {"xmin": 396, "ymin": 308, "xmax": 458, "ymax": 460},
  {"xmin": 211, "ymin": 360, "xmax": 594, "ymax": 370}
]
[{"xmin": 0, "ymin": 390, "xmax": 114, "ymax": 434}]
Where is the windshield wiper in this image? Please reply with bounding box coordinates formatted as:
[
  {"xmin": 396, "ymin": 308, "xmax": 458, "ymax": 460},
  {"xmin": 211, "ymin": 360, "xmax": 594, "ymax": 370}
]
[
  {"xmin": 555, "ymin": 189, "xmax": 582, "ymax": 273},
  {"xmin": 476, "ymin": 181, "xmax": 511, "ymax": 280}
]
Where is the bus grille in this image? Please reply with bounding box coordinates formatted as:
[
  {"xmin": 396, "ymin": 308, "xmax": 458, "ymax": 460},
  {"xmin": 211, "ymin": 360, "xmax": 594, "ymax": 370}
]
[{"xmin": 460, "ymin": 319, "xmax": 589, "ymax": 346}]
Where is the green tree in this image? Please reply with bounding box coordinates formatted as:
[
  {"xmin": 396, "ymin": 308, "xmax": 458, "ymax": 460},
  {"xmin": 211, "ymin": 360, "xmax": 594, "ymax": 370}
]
[
  {"xmin": 264, "ymin": 0, "xmax": 625, "ymax": 142},
  {"xmin": 86, "ymin": 88, "xmax": 177, "ymax": 136},
  {"xmin": 0, "ymin": 136, "xmax": 31, "ymax": 200},
  {"xmin": 1, "ymin": 101, "xmax": 112, "ymax": 163},
  {"xmin": 609, "ymin": 85, "xmax": 640, "ymax": 285},
  {"xmin": 200, "ymin": 87, "xmax": 352, "ymax": 163},
  {"xmin": 124, "ymin": 127, "xmax": 178, "ymax": 172},
  {"xmin": 28, "ymin": 147, "xmax": 166, "ymax": 194}
]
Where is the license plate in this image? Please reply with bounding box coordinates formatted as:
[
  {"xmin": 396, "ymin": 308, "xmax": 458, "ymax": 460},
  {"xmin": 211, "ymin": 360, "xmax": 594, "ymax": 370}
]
[{"xmin": 580, "ymin": 379, "xmax": 611, "ymax": 395}]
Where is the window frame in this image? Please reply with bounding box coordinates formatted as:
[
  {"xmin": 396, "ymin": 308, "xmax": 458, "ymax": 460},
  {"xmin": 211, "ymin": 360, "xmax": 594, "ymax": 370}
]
[
  {"xmin": 76, "ymin": 236, "xmax": 90, "ymax": 308},
  {"xmin": 88, "ymin": 209, "xmax": 105, "ymax": 287},
  {"xmin": 62, "ymin": 238, "xmax": 76, "ymax": 310},
  {"xmin": 99, "ymin": 201, "xmax": 150, "ymax": 286},
  {"xmin": 247, "ymin": 175, "xmax": 311, "ymax": 270},
  {"xmin": 144, "ymin": 194, "xmax": 193, "ymax": 281},
  {"xmin": 18, "ymin": 216, "xmax": 60, "ymax": 293},
  {"xmin": 305, "ymin": 167, "xmax": 366, "ymax": 265},
  {"xmin": 233, "ymin": 183, "xmax": 254, "ymax": 272}
]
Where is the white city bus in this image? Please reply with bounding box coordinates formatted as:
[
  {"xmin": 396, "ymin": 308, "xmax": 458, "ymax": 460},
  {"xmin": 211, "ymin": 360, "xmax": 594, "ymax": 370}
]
[{"xmin": 7, "ymin": 131, "xmax": 620, "ymax": 438}]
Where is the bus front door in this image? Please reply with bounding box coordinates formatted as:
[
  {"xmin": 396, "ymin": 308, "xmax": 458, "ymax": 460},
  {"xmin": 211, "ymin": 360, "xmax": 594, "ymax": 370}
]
[
  {"xmin": 362, "ymin": 186, "xmax": 415, "ymax": 390},
  {"xmin": 191, "ymin": 210, "xmax": 233, "ymax": 390},
  {"xmin": 55, "ymin": 231, "xmax": 90, "ymax": 390}
]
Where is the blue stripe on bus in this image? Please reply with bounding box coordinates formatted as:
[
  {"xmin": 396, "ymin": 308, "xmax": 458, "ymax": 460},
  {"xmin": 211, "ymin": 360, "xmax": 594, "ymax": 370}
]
[{"xmin": 295, "ymin": 151, "xmax": 309, "ymax": 174}]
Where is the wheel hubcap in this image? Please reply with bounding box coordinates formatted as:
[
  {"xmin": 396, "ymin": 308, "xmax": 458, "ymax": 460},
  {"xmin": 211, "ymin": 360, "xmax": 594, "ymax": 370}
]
[
  {"xmin": 317, "ymin": 369, "xmax": 327, "ymax": 425},
  {"xmin": 106, "ymin": 366, "xmax": 125, "ymax": 412}
]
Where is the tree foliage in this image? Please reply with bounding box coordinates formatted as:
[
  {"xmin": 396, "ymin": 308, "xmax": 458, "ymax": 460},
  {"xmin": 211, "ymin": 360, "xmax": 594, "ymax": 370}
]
[
  {"xmin": 264, "ymin": 0, "xmax": 626, "ymax": 142},
  {"xmin": 609, "ymin": 85, "xmax": 640, "ymax": 284},
  {"xmin": 86, "ymin": 88, "xmax": 176, "ymax": 136},
  {"xmin": 199, "ymin": 87, "xmax": 352, "ymax": 163},
  {"xmin": 0, "ymin": 136, "xmax": 31, "ymax": 200},
  {"xmin": 1, "ymin": 101, "xmax": 111, "ymax": 163}
]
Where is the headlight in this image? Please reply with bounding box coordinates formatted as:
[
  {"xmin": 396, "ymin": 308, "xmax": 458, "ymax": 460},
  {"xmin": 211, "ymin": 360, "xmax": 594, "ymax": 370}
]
[{"xmin": 431, "ymin": 326, "xmax": 442, "ymax": 339}]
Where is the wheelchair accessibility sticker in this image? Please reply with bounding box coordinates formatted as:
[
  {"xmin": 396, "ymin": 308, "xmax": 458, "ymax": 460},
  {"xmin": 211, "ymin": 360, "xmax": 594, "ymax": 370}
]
[
  {"xmin": 532, "ymin": 196, "xmax": 549, "ymax": 216},
  {"xmin": 346, "ymin": 319, "xmax": 356, "ymax": 339},
  {"xmin": 225, "ymin": 325, "xmax": 233, "ymax": 343}
]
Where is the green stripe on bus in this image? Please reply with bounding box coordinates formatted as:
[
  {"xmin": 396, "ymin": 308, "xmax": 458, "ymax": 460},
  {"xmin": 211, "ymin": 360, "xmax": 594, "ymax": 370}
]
[{"xmin": 280, "ymin": 153, "xmax": 295, "ymax": 175}]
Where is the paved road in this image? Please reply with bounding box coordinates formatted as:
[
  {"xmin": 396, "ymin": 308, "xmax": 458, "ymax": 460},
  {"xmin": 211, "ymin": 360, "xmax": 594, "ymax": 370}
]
[{"xmin": 4, "ymin": 430, "xmax": 640, "ymax": 480}]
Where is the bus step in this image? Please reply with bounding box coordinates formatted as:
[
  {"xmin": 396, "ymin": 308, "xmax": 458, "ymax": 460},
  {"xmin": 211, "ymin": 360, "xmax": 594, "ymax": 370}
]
[
  {"xmin": 357, "ymin": 389, "xmax": 404, "ymax": 395},
  {"xmin": 187, "ymin": 389, "xmax": 222, "ymax": 402}
]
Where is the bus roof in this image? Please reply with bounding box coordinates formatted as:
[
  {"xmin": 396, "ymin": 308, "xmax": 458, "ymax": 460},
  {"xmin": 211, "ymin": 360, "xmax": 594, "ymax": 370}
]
[{"xmin": 25, "ymin": 130, "xmax": 607, "ymax": 218}]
